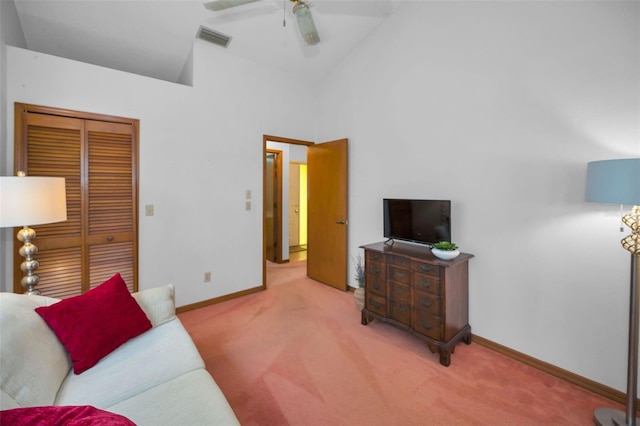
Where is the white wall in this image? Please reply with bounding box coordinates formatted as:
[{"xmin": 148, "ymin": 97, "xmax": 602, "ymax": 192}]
[
  {"xmin": 317, "ymin": 1, "xmax": 639, "ymax": 393},
  {"xmin": 3, "ymin": 42, "xmax": 316, "ymax": 307},
  {"xmin": 0, "ymin": 0, "xmax": 27, "ymax": 293}
]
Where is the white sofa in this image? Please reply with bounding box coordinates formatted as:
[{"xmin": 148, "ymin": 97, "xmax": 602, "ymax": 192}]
[{"xmin": 0, "ymin": 284, "xmax": 240, "ymax": 425}]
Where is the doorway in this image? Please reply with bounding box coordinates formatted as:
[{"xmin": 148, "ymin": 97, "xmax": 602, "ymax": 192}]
[
  {"xmin": 262, "ymin": 135, "xmax": 348, "ymax": 291},
  {"xmin": 263, "ymin": 136, "xmax": 313, "ymax": 288},
  {"xmin": 288, "ymin": 162, "xmax": 308, "ymax": 258}
]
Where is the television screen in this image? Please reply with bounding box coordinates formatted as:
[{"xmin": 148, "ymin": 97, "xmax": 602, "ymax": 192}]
[{"xmin": 383, "ymin": 199, "xmax": 451, "ymax": 246}]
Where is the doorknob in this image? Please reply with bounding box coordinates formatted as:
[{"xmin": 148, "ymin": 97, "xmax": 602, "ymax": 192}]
[{"xmin": 336, "ymin": 220, "xmax": 347, "ymax": 225}]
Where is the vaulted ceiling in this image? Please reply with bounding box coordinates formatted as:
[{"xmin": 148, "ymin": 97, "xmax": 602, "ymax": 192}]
[{"xmin": 13, "ymin": 0, "xmax": 405, "ymax": 83}]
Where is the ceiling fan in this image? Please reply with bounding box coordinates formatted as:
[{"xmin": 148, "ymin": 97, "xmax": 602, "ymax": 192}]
[{"xmin": 204, "ymin": 0, "xmax": 320, "ymax": 45}]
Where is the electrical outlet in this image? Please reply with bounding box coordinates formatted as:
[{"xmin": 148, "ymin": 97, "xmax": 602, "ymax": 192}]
[
  {"xmin": 145, "ymin": 204, "xmax": 154, "ymax": 216},
  {"xmin": 245, "ymin": 201, "xmax": 251, "ymax": 211},
  {"xmin": 204, "ymin": 272, "xmax": 212, "ymax": 283}
]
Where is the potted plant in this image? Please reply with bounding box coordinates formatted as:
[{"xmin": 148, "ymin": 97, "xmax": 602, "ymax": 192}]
[
  {"xmin": 431, "ymin": 241, "xmax": 460, "ymax": 260},
  {"xmin": 353, "ymin": 254, "xmax": 365, "ymax": 310}
]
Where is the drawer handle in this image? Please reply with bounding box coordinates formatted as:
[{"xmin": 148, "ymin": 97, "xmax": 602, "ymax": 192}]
[
  {"xmin": 419, "ymin": 279, "xmax": 432, "ymax": 289},
  {"xmin": 372, "ymin": 282, "xmax": 380, "ymax": 290},
  {"xmin": 371, "ymin": 300, "xmax": 382, "ymax": 309},
  {"xmin": 420, "ymin": 298, "xmax": 432, "ymax": 308},
  {"xmin": 106, "ymin": 236, "xmax": 114, "ymax": 242},
  {"xmin": 372, "ymin": 254, "xmax": 382, "ymax": 261},
  {"xmin": 394, "ymin": 271, "xmax": 407, "ymax": 279},
  {"xmin": 419, "ymin": 265, "xmax": 433, "ymax": 273},
  {"xmin": 372, "ymin": 266, "xmax": 381, "ymax": 275},
  {"xmin": 395, "ymin": 286, "xmax": 406, "ymax": 294},
  {"xmin": 419, "ymin": 320, "xmax": 432, "ymax": 330},
  {"xmin": 396, "ymin": 304, "xmax": 408, "ymax": 313}
]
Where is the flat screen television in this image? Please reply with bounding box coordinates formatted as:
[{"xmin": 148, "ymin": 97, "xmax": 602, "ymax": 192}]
[{"xmin": 383, "ymin": 199, "xmax": 451, "ymax": 246}]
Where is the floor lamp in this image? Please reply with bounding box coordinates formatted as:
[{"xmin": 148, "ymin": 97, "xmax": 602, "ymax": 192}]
[
  {"xmin": 586, "ymin": 158, "xmax": 640, "ymax": 426},
  {"xmin": 0, "ymin": 173, "xmax": 67, "ymax": 295}
]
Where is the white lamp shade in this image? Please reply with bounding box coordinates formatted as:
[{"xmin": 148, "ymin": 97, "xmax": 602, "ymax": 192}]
[
  {"xmin": 585, "ymin": 158, "xmax": 640, "ymax": 206},
  {"xmin": 0, "ymin": 176, "xmax": 67, "ymax": 227}
]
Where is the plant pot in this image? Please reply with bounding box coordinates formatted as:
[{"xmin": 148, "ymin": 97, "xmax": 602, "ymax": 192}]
[
  {"xmin": 432, "ymin": 248, "xmax": 460, "ymax": 260},
  {"xmin": 354, "ymin": 287, "xmax": 365, "ymax": 311}
]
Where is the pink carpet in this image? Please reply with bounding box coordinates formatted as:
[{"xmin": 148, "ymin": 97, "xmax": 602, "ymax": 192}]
[{"xmin": 179, "ymin": 260, "xmax": 624, "ymax": 425}]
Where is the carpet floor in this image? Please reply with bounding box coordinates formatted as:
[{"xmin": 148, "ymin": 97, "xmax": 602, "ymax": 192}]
[{"xmin": 179, "ymin": 260, "xmax": 624, "ymax": 425}]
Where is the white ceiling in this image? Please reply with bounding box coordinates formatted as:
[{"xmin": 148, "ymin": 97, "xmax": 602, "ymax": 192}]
[{"xmin": 13, "ymin": 0, "xmax": 405, "ymax": 83}]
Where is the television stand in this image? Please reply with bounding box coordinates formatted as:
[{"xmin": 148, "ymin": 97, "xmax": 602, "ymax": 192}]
[{"xmin": 359, "ymin": 241, "xmax": 474, "ymax": 366}]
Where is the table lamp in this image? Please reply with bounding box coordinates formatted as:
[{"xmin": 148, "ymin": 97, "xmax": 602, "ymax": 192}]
[{"xmin": 0, "ymin": 172, "xmax": 67, "ymax": 295}]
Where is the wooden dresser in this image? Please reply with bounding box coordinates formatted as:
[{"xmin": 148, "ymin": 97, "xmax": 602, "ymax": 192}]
[{"xmin": 360, "ymin": 241, "xmax": 474, "ymax": 366}]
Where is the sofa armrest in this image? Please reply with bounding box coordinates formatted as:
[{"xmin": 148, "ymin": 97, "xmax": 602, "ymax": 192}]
[{"xmin": 132, "ymin": 284, "xmax": 176, "ymax": 327}]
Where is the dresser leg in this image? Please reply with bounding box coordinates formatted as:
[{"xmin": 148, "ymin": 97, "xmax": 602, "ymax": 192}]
[
  {"xmin": 439, "ymin": 348, "xmax": 451, "ymax": 367},
  {"xmin": 361, "ymin": 310, "xmax": 369, "ymax": 325}
]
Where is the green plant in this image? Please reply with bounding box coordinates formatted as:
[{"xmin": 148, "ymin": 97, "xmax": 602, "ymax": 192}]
[
  {"xmin": 353, "ymin": 254, "xmax": 365, "ymax": 288},
  {"xmin": 432, "ymin": 241, "xmax": 458, "ymax": 251}
]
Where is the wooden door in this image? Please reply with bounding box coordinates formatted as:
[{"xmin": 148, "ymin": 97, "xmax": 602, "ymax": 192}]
[
  {"xmin": 307, "ymin": 138, "xmax": 348, "ymax": 291},
  {"xmin": 15, "ymin": 113, "xmax": 84, "ymax": 298},
  {"xmin": 265, "ymin": 150, "xmax": 281, "ymax": 263},
  {"xmin": 85, "ymin": 120, "xmax": 138, "ymax": 290},
  {"xmin": 14, "ymin": 104, "xmax": 138, "ymax": 297}
]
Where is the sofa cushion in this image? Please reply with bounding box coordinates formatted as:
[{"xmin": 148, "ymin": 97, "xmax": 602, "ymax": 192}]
[
  {"xmin": 55, "ymin": 318, "xmax": 205, "ymax": 408},
  {"xmin": 0, "ymin": 405, "xmax": 135, "ymax": 426},
  {"xmin": 35, "ymin": 273, "xmax": 152, "ymax": 374},
  {"xmin": 106, "ymin": 369, "xmax": 240, "ymax": 426},
  {"xmin": 132, "ymin": 284, "xmax": 175, "ymax": 327},
  {"xmin": 0, "ymin": 293, "xmax": 70, "ymax": 409}
]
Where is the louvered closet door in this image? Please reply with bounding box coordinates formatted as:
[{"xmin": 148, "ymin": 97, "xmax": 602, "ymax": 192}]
[
  {"xmin": 14, "ymin": 105, "xmax": 139, "ymax": 297},
  {"xmin": 86, "ymin": 120, "xmax": 137, "ymax": 293},
  {"xmin": 19, "ymin": 114, "xmax": 84, "ymax": 298}
]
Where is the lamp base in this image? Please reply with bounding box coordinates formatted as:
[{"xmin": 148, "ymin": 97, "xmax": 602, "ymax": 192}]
[{"xmin": 594, "ymin": 407, "xmax": 639, "ymax": 426}]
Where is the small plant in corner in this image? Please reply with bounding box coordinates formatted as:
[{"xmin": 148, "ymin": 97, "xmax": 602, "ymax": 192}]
[
  {"xmin": 353, "ymin": 254, "xmax": 365, "ymax": 288},
  {"xmin": 432, "ymin": 241, "xmax": 458, "ymax": 251}
]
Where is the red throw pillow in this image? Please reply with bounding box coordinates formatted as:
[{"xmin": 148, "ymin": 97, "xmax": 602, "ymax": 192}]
[
  {"xmin": 36, "ymin": 273, "xmax": 152, "ymax": 374},
  {"xmin": 0, "ymin": 405, "xmax": 136, "ymax": 425}
]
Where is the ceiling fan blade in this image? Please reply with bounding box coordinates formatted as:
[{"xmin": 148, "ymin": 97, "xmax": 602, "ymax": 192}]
[{"xmin": 204, "ymin": 0, "xmax": 261, "ymax": 12}]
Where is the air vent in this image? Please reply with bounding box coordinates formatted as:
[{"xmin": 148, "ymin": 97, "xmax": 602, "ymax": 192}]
[{"xmin": 196, "ymin": 26, "xmax": 231, "ymax": 48}]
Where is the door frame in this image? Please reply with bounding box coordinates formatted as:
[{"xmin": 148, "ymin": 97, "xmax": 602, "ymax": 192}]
[{"xmin": 262, "ymin": 135, "xmax": 314, "ymax": 289}]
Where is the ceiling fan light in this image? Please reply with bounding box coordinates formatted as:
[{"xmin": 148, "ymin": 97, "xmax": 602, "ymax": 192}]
[{"xmin": 292, "ymin": 1, "xmax": 319, "ymax": 45}]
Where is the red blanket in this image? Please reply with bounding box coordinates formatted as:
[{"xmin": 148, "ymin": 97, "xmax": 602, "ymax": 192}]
[{"xmin": 0, "ymin": 406, "xmax": 135, "ymax": 425}]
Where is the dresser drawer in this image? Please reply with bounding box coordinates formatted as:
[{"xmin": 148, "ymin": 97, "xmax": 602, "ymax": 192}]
[
  {"xmin": 414, "ymin": 311, "xmax": 443, "ymax": 340},
  {"xmin": 365, "ymin": 260, "xmax": 385, "ymax": 278},
  {"xmin": 390, "ymin": 282, "xmax": 411, "ymax": 304},
  {"xmin": 390, "ymin": 301, "xmax": 411, "ymax": 326},
  {"xmin": 366, "ymin": 273, "xmax": 387, "ymax": 297},
  {"xmin": 366, "ymin": 293, "xmax": 387, "ymax": 317},
  {"xmin": 390, "ymin": 255, "xmax": 411, "ymax": 268},
  {"xmin": 366, "ymin": 251, "xmax": 385, "ymax": 263},
  {"xmin": 413, "ymin": 272, "xmax": 442, "ymax": 295},
  {"xmin": 389, "ymin": 266, "xmax": 410, "ymax": 284},
  {"xmin": 414, "ymin": 261, "xmax": 440, "ymax": 278},
  {"xmin": 414, "ymin": 291, "xmax": 441, "ymax": 316}
]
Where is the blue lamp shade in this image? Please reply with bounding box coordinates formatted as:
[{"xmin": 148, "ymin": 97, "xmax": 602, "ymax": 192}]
[{"xmin": 585, "ymin": 158, "xmax": 640, "ymax": 205}]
